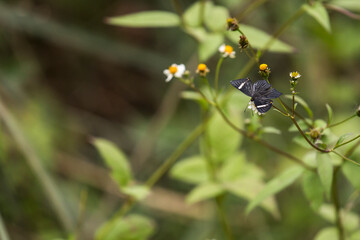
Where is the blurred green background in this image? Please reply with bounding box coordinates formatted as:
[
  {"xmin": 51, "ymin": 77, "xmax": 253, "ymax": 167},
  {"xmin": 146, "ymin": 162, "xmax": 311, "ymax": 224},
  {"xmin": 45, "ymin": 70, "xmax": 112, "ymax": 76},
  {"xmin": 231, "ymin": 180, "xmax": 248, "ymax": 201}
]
[{"xmin": 0, "ymin": 0, "xmax": 359, "ymax": 239}]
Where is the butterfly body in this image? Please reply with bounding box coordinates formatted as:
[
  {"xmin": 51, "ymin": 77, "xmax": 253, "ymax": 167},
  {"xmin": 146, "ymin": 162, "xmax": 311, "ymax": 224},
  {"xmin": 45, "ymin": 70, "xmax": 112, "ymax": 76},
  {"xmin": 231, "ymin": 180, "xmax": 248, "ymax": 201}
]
[{"xmin": 230, "ymin": 78, "xmax": 282, "ymax": 114}]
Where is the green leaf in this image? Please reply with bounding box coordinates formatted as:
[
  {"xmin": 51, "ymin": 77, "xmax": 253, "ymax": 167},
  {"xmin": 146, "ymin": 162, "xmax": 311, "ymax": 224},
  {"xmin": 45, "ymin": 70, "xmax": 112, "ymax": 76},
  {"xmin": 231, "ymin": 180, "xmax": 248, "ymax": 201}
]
[
  {"xmin": 96, "ymin": 214, "xmax": 155, "ymax": 240},
  {"xmin": 303, "ymin": 151, "xmax": 318, "ymax": 168},
  {"xmin": 303, "ymin": 2, "xmax": 331, "ymax": 33},
  {"xmin": 186, "ymin": 182, "xmax": 225, "ymax": 204},
  {"xmin": 335, "ymin": 133, "xmax": 354, "ymax": 148},
  {"xmin": 204, "ymin": 4, "xmax": 229, "ymax": 32},
  {"xmin": 318, "ymin": 204, "xmax": 360, "ymax": 231},
  {"xmin": 106, "ymin": 11, "xmax": 180, "ymax": 28},
  {"xmin": 207, "ymin": 110, "xmax": 242, "ymax": 163},
  {"xmin": 170, "ymin": 155, "xmax": 209, "ymax": 184},
  {"xmin": 350, "ymin": 231, "xmax": 360, "ymax": 240},
  {"xmin": 218, "ymin": 152, "xmax": 247, "ymax": 181},
  {"xmin": 181, "ymin": 91, "xmax": 208, "ymax": 109},
  {"xmin": 198, "ymin": 33, "xmax": 224, "ymax": 61},
  {"xmin": 246, "ymin": 166, "xmax": 304, "ymax": 214},
  {"xmin": 284, "ymin": 95, "xmax": 313, "ymax": 119},
  {"xmin": 314, "ymin": 227, "xmax": 338, "ymax": 240},
  {"xmin": 93, "ymin": 138, "xmax": 132, "ymax": 188},
  {"xmin": 226, "ymin": 25, "xmax": 294, "ymax": 53},
  {"xmin": 316, "ymin": 152, "xmax": 333, "ymax": 199},
  {"xmin": 302, "ymin": 170, "xmax": 324, "ymax": 211},
  {"xmin": 292, "ymin": 135, "xmax": 312, "ymax": 149},
  {"xmin": 262, "ymin": 126, "xmax": 281, "ymax": 135},
  {"xmin": 225, "ymin": 176, "xmax": 279, "ymax": 218},
  {"xmin": 330, "ymin": 0, "xmax": 360, "ymax": 12},
  {"xmin": 183, "ymin": 1, "xmax": 212, "ymax": 27},
  {"xmin": 342, "ymin": 161, "xmax": 360, "ymax": 190},
  {"xmin": 122, "ymin": 185, "xmax": 150, "ymax": 201},
  {"xmin": 325, "ymin": 104, "xmax": 333, "ymax": 126}
]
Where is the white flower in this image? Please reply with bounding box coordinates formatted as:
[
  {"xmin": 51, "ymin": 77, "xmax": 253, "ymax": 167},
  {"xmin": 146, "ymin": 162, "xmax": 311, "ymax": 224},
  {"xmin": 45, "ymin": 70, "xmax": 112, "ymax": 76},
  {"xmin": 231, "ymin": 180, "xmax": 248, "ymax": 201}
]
[
  {"xmin": 218, "ymin": 44, "xmax": 236, "ymax": 58},
  {"xmin": 163, "ymin": 63, "xmax": 186, "ymax": 82},
  {"xmin": 289, "ymin": 71, "xmax": 301, "ymax": 80},
  {"xmin": 248, "ymin": 101, "xmax": 262, "ymax": 115}
]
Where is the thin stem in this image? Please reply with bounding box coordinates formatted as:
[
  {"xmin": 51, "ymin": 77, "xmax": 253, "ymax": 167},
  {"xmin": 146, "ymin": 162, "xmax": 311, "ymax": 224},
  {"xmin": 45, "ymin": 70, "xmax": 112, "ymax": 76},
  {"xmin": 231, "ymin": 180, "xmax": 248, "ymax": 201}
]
[
  {"xmin": 279, "ymin": 98, "xmax": 313, "ymax": 128},
  {"xmin": 0, "ymin": 213, "xmax": 10, "ymax": 240},
  {"xmin": 332, "ymin": 167, "xmax": 345, "ymax": 240},
  {"xmin": 236, "ymin": 0, "xmax": 268, "ymax": 21},
  {"xmin": 237, "ymin": 29, "xmax": 259, "ymax": 64},
  {"xmin": 290, "ymin": 117, "xmax": 330, "ymax": 153},
  {"xmin": 292, "ymin": 94, "xmax": 295, "ymax": 117},
  {"xmin": 215, "ymin": 104, "xmax": 314, "ymax": 171},
  {"xmin": 332, "ymin": 150, "xmax": 360, "ymax": 167},
  {"xmin": 215, "ymin": 196, "xmax": 234, "ymax": 240},
  {"xmin": 0, "ymin": 96, "xmax": 74, "ymax": 231},
  {"xmin": 272, "ymin": 104, "xmax": 289, "ymax": 117},
  {"xmin": 187, "ymin": 82, "xmax": 216, "ymax": 106},
  {"xmin": 277, "ymin": 98, "xmax": 289, "ymax": 113},
  {"xmin": 334, "ymin": 134, "xmax": 360, "ymax": 150},
  {"xmin": 345, "ymin": 139, "xmax": 360, "ymax": 157},
  {"xmin": 328, "ymin": 114, "xmax": 356, "ymax": 128},
  {"xmin": 214, "ymin": 57, "xmax": 224, "ymax": 99}
]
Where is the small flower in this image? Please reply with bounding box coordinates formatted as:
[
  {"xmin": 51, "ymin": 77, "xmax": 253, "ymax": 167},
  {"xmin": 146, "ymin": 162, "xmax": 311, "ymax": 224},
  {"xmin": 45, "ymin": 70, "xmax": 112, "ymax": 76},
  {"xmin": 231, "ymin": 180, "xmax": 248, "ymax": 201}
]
[
  {"xmin": 290, "ymin": 71, "xmax": 301, "ymax": 80},
  {"xmin": 218, "ymin": 44, "xmax": 236, "ymax": 58},
  {"xmin": 196, "ymin": 63, "xmax": 210, "ymax": 77},
  {"xmin": 309, "ymin": 128, "xmax": 321, "ymax": 140},
  {"xmin": 248, "ymin": 101, "xmax": 262, "ymax": 115},
  {"xmin": 163, "ymin": 63, "xmax": 186, "ymax": 82},
  {"xmin": 226, "ymin": 17, "xmax": 239, "ymax": 31},
  {"xmin": 239, "ymin": 35, "xmax": 249, "ymax": 50},
  {"xmin": 258, "ymin": 63, "xmax": 271, "ymax": 78}
]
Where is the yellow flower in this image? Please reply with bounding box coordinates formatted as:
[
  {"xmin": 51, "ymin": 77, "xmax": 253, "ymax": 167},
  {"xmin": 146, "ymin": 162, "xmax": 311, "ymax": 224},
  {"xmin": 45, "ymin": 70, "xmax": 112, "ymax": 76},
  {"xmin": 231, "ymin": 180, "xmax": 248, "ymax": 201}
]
[
  {"xmin": 289, "ymin": 71, "xmax": 301, "ymax": 80},
  {"xmin": 259, "ymin": 64, "xmax": 268, "ymax": 71},
  {"xmin": 163, "ymin": 63, "xmax": 186, "ymax": 82},
  {"xmin": 196, "ymin": 63, "xmax": 210, "ymax": 77},
  {"xmin": 218, "ymin": 44, "xmax": 236, "ymax": 58}
]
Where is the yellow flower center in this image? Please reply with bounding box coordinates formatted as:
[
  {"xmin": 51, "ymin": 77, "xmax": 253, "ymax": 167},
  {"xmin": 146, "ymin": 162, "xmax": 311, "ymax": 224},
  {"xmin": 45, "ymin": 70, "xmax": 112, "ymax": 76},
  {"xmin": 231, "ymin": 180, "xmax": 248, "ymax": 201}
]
[
  {"xmin": 226, "ymin": 18, "xmax": 234, "ymax": 24},
  {"xmin": 291, "ymin": 72, "xmax": 299, "ymax": 77},
  {"xmin": 169, "ymin": 65, "xmax": 178, "ymax": 74},
  {"xmin": 224, "ymin": 45, "xmax": 233, "ymax": 54},
  {"xmin": 259, "ymin": 63, "xmax": 268, "ymax": 71},
  {"xmin": 197, "ymin": 63, "xmax": 207, "ymax": 71}
]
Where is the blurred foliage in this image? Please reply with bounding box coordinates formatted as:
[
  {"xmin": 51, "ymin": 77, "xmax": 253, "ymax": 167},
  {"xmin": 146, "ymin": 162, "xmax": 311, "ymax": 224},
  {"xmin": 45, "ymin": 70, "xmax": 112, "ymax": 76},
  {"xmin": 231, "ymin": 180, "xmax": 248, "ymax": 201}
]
[{"xmin": 0, "ymin": 0, "xmax": 359, "ymax": 240}]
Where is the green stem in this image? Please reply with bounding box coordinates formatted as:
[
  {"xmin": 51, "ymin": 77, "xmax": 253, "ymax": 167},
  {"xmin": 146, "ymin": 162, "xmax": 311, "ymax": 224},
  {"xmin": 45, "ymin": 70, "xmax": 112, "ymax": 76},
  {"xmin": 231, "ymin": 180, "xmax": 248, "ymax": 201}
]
[
  {"xmin": 0, "ymin": 96, "xmax": 74, "ymax": 231},
  {"xmin": 332, "ymin": 150, "xmax": 360, "ymax": 167},
  {"xmin": 328, "ymin": 114, "xmax": 356, "ymax": 128},
  {"xmin": 334, "ymin": 134, "xmax": 360, "ymax": 150},
  {"xmin": 332, "ymin": 167, "xmax": 345, "ymax": 240},
  {"xmin": 290, "ymin": 117, "xmax": 330, "ymax": 153},
  {"xmin": 215, "ymin": 57, "xmax": 224, "ymax": 99},
  {"xmin": 235, "ymin": 0, "xmax": 268, "ymax": 20},
  {"xmin": 215, "ymin": 195, "xmax": 234, "ymax": 240},
  {"xmin": 0, "ymin": 213, "xmax": 10, "ymax": 240}
]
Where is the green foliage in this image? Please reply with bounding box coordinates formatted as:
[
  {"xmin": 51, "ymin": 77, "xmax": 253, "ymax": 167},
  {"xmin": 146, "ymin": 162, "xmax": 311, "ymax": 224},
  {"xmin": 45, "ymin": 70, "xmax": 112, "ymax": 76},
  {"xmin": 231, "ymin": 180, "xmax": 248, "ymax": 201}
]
[
  {"xmin": 246, "ymin": 166, "xmax": 304, "ymax": 215},
  {"xmin": 326, "ymin": 104, "xmax": 333, "ymax": 126},
  {"xmin": 170, "ymin": 155, "xmax": 209, "ymax": 184},
  {"xmin": 342, "ymin": 161, "xmax": 360, "ymax": 190},
  {"xmin": 314, "ymin": 227, "xmax": 338, "ymax": 240},
  {"xmin": 330, "ymin": 0, "xmax": 360, "ymax": 12},
  {"xmin": 302, "ymin": 170, "xmax": 324, "ymax": 211},
  {"xmin": 106, "ymin": 11, "xmax": 180, "ymax": 28},
  {"xmin": 186, "ymin": 182, "xmax": 225, "ymax": 204},
  {"xmin": 303, "ymin": 2, "xmax": 331, "ymax": 33},
  {"xmin": 318, "ymin": 204, "xmax": 360, "ymax": 231},
  {"xmin": 226, "ymin": 25, "xmax": 294, "ymax": 53},
  {"xmin": 96, "ymin": 214, "xmax": 155, "ymax": 240},
  {"xmin": 316, "ymin": 152, "xmax": 333, "ymax": 199},
  {"xmin": 93, "ymin": 138, "xmax": 132, "ymax": 187},
  {"xmin": 284, "ymin": 95, "xmax": 314, "ymax": 119}
]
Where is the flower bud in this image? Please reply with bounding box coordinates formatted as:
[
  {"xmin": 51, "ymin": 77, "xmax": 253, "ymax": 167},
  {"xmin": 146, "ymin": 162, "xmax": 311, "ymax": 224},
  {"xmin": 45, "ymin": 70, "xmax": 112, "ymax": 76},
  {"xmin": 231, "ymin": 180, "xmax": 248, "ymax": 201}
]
[
  {"xmin": 309, "ymin": 128, "xmax": 321, "ymax": 140},
  {"xmin": 226, "ymin": 18, "xmax": 239, "ymax": 31},
  {"xmin": 239, "ymin": 35, "xmax": 249, "ymax": 50}
]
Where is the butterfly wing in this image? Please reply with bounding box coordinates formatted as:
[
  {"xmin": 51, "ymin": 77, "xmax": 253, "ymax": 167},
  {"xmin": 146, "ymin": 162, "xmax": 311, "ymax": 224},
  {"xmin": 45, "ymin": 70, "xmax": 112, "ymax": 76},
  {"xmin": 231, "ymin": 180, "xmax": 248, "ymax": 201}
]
[
  {"xmin": 254, "ymin": 98, "xmax": 273, "ymax": 113},
  {"xmin": 253, "ymin": 80, "xmax": 282, "ymax": 99},
  {"xmin": 230, "ymin": 78, "xmax": 253, "ymax": 97}
]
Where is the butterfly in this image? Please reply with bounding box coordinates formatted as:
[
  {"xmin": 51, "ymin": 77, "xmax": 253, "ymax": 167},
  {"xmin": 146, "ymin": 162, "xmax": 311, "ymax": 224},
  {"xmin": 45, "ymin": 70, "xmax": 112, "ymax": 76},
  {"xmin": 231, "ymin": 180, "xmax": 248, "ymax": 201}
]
[{"xmin": 230, "ymin": 78, "xmax": 282, "ymax": 114}]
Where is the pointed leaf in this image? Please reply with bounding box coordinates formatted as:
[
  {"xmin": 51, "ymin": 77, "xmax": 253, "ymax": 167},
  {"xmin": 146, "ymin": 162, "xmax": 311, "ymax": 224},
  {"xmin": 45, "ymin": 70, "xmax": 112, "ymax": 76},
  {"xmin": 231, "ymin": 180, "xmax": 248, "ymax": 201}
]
[
  {"xmin": 335, "ymin": 133, "xmax": 355, "ymax": 148},
  {"xmin": 170, "ymin": 155, "xmax": 209, "ymax": 184},
  {"xmin": 330, "ymin": 0, "xmax": 360, "ymax": 12},
  {"xmin": 218, "ymin": 152, "xmax": 247, "ymax": 181},
  {"xmin": 226, "ymin": 25, "xmax": 294, "ymax": 53},
  {"xmin": 93, "ymin": 138, "xmax": 132, "ymax": 188},
  {"xmin": 225, "ymin": 176, "xmax": 279, "ymax": 218},
  {"xmin": 302, "ymin": 170, "xmax": 324, "ymax": 211},
  {"xmin": 183, "ymin": 2, "xmax": 212, "ymax": 27},
  {"xmin": 106, "ymin": 11, "xmax": 180, "ymax": 28},
  {"xmin": 316, "ymin": 152, "xmax": 333, "ymax": 199},
  {"xmin": 96, "ymin": 214, "xmax": 155, "ymax": 240},
  {"xmin": 246, "ymin": 166, "xmax": 304, "ymax": 214},
  {"xmin": 342, "ymin": 161, "xmax": 360, "ymax": 190},
  {"xmin": 186, "ymin": 182, "xmax": 224, "ymax": 204},
  {"xmin": 325, "ymin": 104, "xmax": 333, "ymax": 126},
  {"xmin": 262, "ymin": 126, "xmax": 281, "ymax": 135},
  {"xmin": 303, "ymin": 2, "xmax": 331, "ymax": 33}
]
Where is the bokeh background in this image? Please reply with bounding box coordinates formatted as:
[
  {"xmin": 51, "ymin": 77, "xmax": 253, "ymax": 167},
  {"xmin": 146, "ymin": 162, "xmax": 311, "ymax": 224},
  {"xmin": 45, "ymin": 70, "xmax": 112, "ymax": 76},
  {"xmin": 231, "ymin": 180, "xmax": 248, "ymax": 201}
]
[{"xmin": 0, "ymin": 0, "xmax": 359, "ymax": 239}]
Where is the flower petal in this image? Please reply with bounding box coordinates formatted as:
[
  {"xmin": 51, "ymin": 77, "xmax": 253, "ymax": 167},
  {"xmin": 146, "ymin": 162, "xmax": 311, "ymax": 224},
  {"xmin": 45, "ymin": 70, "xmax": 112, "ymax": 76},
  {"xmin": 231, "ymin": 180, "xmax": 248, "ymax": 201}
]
[
  {"xmin": 165, "ymin": 74, "xmax": 173, "ymax": 82},
  {"xmin": 218, "ymin": 44, "xmax": 225, "ymax": 53}
]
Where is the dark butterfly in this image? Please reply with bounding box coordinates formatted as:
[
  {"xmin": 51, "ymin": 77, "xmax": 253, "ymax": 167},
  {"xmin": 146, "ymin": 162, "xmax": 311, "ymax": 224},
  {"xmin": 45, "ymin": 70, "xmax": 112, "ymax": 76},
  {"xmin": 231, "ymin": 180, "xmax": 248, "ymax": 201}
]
[{"xmin": 230, "ymin": 78, "xmax": 282, "ymax": 114}]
